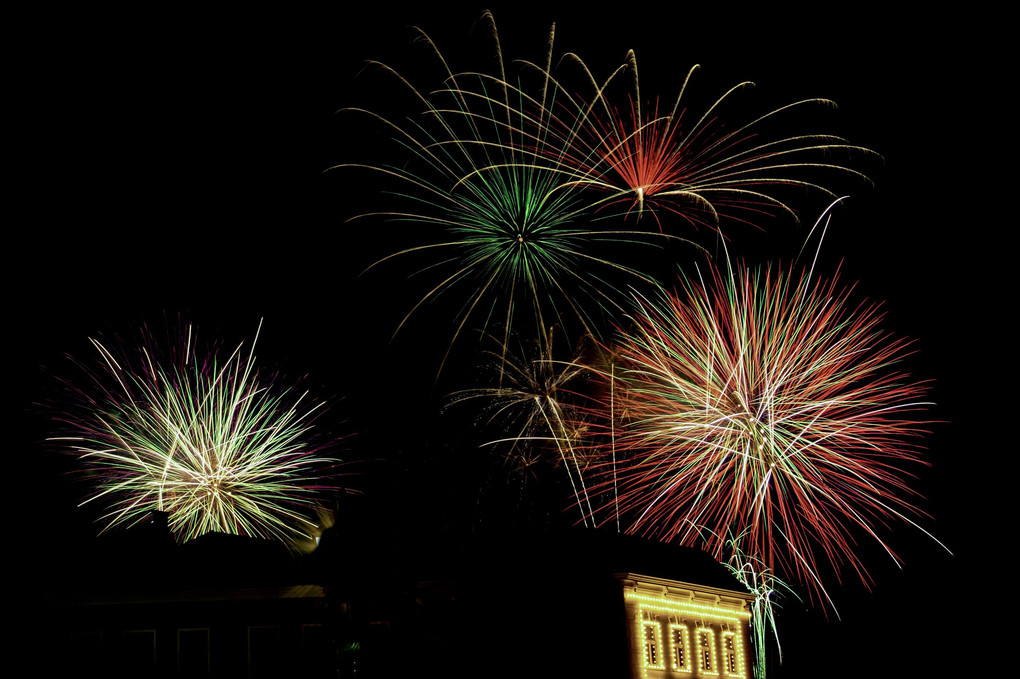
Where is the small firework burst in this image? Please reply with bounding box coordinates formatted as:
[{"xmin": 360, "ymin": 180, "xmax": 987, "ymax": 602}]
[
  {"xmin": 562, "ymin": 55, "xmax": 877, "ymax": 230},
  {"xmin": 50, "ymin": 321, "xmax": 342, "ymax": 545},
  {"xmin": 595, "ymin": 261, "xmax": 940, "ymax": 609},
  {"xmin": 449, "ymin": 326, "xmax": 600, "ymax": 523}
]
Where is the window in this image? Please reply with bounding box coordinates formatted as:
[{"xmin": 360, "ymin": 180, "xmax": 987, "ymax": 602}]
[
  {"xmin": 301, "ymin": 624, "xmax": 333, "ymax": 677},
  {"xmin": 722, "ymin": 630, "xmax": 745, "ymax": 677},
  {"xmin": 69, "ymin": 630, "xmax": 104, "ymax": 676},
  {"xmin": 696, "ymin": 628, "xmax": 719, "ymax": 676},
  {"xmin": 249, "ymin": 625, "xmax": 282, "ymax": 679},
  {"xmin": 641, "ymin": 618, "xmax": 665, "ymax": 670},
  {"xmin": 122, "ymin": 629, "xmax": 157, "ymax": 675},
  {"xmin": 178, "ymin": 628, "xmax": 210, "ymax": 678},
  {"xmin": 669, "ymin": 623, "xmax": 691, "ymax": 672}
]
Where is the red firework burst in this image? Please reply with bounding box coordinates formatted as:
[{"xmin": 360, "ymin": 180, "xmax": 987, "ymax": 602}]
[
  {"xmin": 593, "ymin": 261, "xmax": 940, "ymax": 609},
  {"xmin": 564, "ymin": 57, "xmax": 876, "ymax": 232}
]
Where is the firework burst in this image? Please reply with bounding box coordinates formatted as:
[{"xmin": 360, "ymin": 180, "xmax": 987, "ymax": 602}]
[
  {"xmin": 449, "ymin": 325, "xmax": 600, "ymax": 523},
  {"xmin": 336, "ymin": 12, "xmax": 696, "ymax": 370},
  {"xmin": 594, "ymin": 260, "xmax": 941, "ymax": 609},
  {"xmin": 50, "ymin": 322, "xmax": 342, "ymax": 545},
  {"xmin": 561, "ymin": 54, "xmax": 878, "ymax": 230}
]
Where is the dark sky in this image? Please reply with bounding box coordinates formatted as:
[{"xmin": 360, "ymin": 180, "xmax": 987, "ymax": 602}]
[{"xmin": 14, "ymin": 4, "xmax": 1004, "ymax": 677}]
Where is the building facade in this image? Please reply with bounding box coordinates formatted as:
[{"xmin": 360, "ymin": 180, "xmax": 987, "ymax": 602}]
[{"xmin": 618, "ymin": 573, "xmax": 754, "ymax": 679}]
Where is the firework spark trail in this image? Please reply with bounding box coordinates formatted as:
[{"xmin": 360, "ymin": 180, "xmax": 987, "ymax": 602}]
[
  {"xmin": 590, "ymin": 261, "xmax": 942, "ymax": 609},
  {"xmin": 720, "ymin": 530, "xmax": 794, "ymax": 679},
  {"xmin": 556, "ymin": 55, "xmax": 878, "ymax": 231},
  {"xmin": 51, "ymin": 322, "xmax": 342, "ymax": 545}
]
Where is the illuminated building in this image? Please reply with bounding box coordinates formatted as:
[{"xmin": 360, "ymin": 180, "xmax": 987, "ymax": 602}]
[{"xmin": 618, "ymin": 573, "xmax": 754, "ymax": 679}]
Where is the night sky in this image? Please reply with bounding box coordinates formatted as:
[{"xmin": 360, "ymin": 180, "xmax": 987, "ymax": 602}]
[{"xmin": 14, "ymin": 4, "xmax": 1003, "ymax": 677}]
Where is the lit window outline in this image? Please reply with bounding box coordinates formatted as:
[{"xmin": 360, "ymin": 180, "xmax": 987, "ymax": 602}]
[
  {"xmin": 669, "ymin": 622, "xmax": 692, "ymax": 673},
  {"xmin": 641, "ymin": 617, "xmax": 666, "ymax": 671},
  {"xmin": 696, "ymin": 627, "xmax": 720, "ymax": 677},
  {"xmin": 721, "ymin": 630, "xmax": 746, "ymax": 678}
]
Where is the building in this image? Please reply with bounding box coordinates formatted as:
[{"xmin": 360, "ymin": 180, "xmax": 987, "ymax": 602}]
[
  {"xmin": 618, "ymin": 572, "xmax": 754, "ymax": 679},
  {"xmin": 44, "ymin": 514, "xmax": 756, "ymax": 678}
]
